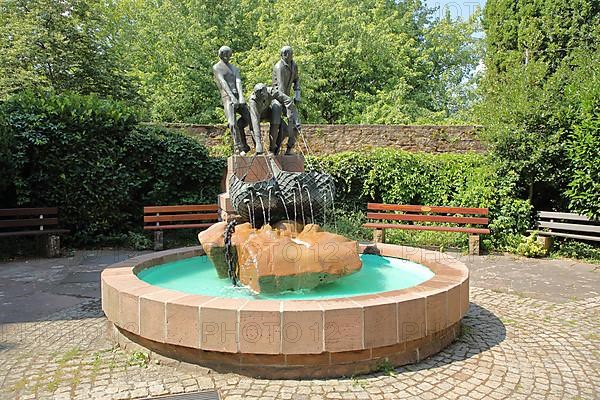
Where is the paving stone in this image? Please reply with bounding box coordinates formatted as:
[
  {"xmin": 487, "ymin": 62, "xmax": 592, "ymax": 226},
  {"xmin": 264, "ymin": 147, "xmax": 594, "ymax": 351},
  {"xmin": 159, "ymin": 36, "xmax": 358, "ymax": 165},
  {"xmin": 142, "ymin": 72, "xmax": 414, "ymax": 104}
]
[{"xmin": 0, "ymin": 280, "xmax": 598, "ymax": 400}]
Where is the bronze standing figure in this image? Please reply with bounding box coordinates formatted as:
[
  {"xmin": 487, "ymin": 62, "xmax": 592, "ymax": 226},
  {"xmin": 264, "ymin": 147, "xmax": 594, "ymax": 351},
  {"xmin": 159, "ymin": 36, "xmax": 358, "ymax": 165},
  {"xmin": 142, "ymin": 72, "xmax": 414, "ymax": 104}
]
[
  {"xmin": 272, "ymin": 46, "xmax": 301, "ymax": 154},
  {"xmin": 213, "ymin": 46, "xmax": 251, "ymax": 155}
]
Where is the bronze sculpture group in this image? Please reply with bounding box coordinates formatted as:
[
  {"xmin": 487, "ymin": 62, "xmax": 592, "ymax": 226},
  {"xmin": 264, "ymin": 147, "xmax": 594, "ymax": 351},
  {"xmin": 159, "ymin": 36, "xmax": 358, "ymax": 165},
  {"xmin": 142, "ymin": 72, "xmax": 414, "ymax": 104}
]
[{"xmin": 213, "ymin": 45, "xmax": 301, "ymax": 156}]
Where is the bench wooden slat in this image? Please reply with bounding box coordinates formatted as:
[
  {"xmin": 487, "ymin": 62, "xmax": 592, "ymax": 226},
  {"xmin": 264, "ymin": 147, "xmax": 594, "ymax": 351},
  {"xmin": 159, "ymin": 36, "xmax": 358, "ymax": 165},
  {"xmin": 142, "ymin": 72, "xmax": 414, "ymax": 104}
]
[
  {"xmin": 363, "ymin": 223, "xmax": 490, "ymax": 235},
  {"xmin": 367, "ymin": 203, "xmax": 489, "ymax": 215},
  {"xmin": 0, "ymin": 207, "xmax": 58, "ymax": 217},
  {"xmin": 538, "ymin": 211, "xmax": 591, "ymax": 222},
  {"xmin": 144, "ymin": 204, "xmax": 218, "ymax": 214},
  {"xmin": 0, "ymin": 229, "xmax": 69, "ymax": 237},
  {"xmin": 0, "ymin": 218, "xmax": 59, "ymax": 228},
  {"xmin": 144, "ymin": 213, "xmax": 219, "ymax": 223},
  {"xmin": 366, "ymin": 212, "xmax": 488, "ymax": 225},
  {"xmin": 144, "ymin": 223, "xmax": 215, "ymax": 231},
  {"xmin": 538, "ymin": 221, "xmax": 600, "ymax": 234},
  {"xmin": 535, "ymin": 231, "xmax": 600, "ymax": 242}
]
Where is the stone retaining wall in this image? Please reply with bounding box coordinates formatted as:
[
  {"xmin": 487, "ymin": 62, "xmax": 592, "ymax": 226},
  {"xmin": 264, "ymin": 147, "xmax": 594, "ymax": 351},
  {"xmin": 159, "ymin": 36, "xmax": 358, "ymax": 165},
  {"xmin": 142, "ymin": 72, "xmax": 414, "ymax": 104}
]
[{"xmin": 161, "ymin": 123, "xmax": 485, "ymax": 155}]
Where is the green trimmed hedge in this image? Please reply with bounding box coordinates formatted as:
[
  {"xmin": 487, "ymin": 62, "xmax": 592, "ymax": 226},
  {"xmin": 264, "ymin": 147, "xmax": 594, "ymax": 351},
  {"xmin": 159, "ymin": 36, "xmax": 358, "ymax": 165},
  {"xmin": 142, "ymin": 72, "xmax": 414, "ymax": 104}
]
[
  {"xmin": 309, "ymin": 149, "xmax": 533, "ymax": 249},
  {"xmin": 565, "ymin": 114, "xmax": 600, "ymax": 220},
  {"xmin": 0, "ymin": 91, "xmax": 534, "ymax": 251},
  {"xmin": 0, "ymin": 92, "xmax": 224, "ymax": 245}
]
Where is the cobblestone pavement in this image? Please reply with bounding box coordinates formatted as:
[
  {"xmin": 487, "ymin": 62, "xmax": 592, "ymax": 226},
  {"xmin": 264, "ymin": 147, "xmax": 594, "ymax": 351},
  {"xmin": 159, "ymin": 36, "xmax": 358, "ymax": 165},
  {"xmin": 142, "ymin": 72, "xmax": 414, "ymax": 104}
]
[{"xmin": 1, "ymin": 287, "xmax": 598, "ymax": 400}]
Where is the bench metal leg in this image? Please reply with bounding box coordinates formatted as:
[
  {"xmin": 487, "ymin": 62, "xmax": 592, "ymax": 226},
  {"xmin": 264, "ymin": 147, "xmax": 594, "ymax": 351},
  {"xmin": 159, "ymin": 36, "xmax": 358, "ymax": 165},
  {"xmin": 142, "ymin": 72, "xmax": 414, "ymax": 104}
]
[
  {"xmin": 373, "ymin": 228, "xmax": 385, "ymax": 243},
  {"xmin": 468, "ymin": 234, "xmax": 480, "ymax": 256},
  {"xmin": 43, "ymin": 235, "xmax": 61, "ymax": 258},
  {"xmin": 154, "ymin": 231, "xmax": 164, "ymax": 251}
]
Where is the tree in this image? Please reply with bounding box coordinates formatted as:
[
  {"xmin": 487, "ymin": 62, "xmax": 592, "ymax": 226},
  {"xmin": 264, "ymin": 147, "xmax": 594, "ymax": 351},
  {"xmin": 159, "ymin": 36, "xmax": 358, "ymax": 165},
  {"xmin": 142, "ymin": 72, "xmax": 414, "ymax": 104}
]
[
  {"xmin": 103, "ymin": 0, "xmax": 265, "ymax": 122},
  {"xmin": 103, "ymin": 0, "xmax": 480, "ymax": 124},
  {"xmin": 0, "ymin": 0, "xmax": 138, "ymax": 100},
  {"xmin": 1, "ymin": 0, "xmax": 483, "ymax": 124},
  {"xmin": 478, "ymin": 0, "xmax": 599, "ymax": 212}
]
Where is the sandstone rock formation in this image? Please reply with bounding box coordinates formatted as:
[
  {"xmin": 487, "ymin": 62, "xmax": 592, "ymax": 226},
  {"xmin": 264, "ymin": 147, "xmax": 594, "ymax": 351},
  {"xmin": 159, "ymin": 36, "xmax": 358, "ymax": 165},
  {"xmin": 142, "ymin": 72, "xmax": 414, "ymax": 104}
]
[{"xmin": 198, "ymin": 222, "xmax": 362, "ymax": 293}]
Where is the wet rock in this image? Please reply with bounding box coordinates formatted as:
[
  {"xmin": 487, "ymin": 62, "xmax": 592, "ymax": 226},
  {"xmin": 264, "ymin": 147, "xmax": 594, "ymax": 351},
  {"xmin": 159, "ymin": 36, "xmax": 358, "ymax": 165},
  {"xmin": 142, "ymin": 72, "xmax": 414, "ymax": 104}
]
[{"xmin": 199, "ymin": 222, "xmax": 362, "ymax": 293}]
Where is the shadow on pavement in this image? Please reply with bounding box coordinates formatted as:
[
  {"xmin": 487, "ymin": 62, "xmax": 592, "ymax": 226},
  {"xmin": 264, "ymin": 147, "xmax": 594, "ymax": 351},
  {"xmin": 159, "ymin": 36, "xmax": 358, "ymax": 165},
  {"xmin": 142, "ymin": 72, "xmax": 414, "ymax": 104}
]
[{"xmin": 369, "ymin": 303, "xmax": 506, "ymax": 377}]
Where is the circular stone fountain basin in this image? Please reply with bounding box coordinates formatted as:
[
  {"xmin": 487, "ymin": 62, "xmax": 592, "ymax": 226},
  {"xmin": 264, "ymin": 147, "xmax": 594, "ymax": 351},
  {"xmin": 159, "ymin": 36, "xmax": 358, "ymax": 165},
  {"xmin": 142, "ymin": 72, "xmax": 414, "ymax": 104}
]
[
  {"xmin": 137, "ymin": 254, "xmax": 435, "ymax": 300},
  {"xmin": 101, "ymin": 243, "xmax": 469, "ymax": 378}
]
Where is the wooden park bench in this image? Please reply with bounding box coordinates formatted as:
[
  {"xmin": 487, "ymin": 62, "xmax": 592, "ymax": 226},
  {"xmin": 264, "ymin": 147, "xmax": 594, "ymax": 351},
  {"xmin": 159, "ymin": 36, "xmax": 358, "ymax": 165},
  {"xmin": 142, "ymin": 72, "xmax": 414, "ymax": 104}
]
[
  {"xmin": 363, "ymin": 203, "xmax": 490, "ymax": 255},
  {"xmin": 0, "ymin": 207, "xmax": 69, "ymax": 257},
  {"xmin": 530, "ymin": 211, "xmax": 600, "ymax": 248},
  {"xmin": 144, "ymin": 204, "xmax": 219, "ymax": 250}
]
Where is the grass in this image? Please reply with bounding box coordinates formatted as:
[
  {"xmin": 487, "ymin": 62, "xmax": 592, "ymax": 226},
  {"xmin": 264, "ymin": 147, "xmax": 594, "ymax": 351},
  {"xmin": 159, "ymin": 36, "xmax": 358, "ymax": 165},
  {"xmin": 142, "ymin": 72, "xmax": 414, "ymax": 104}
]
[
  {"xmin": 0, "ymin": 237, "xmax": 45, "ymax": 262},
  {"xmin": 321, "ymin": 210, "xmax": 371, "ymax": 242},
  {"xmin": 374, "ymin": 358, "xmax": 396, "ymax": 376},
  {"xmin": 128, "ymin": 351, "xmax": 150, "ymax": 368},
  {"xmin": 89, "ymin": 351, "xmax": 104, "ymax": 382},
  {"xmin": 351, "ymin": 376, "xmax": 369, "ymax": 388},
  {"xmin": 386, "ymin": 229, "xmax": 468, "ymax": 251},
  {"xmin": 59, "ymin": 347, "xmax": 80, "ymax": 363},
  {"xmin": 162, "ymin": 228, "xmax": 202, "ymax": 249},
  {"xmin": 584, "ymin": 333, "xmax": 599, "ymax": 341},
  {"xmin": 38, "ymin": 347, "xmax": 83, "ymax": 392},
  {"xmin": 461, "ymin": 324, "xmax": 474, "ymax": 336},
  {"xmin": 11, "ymin": 377, "xmax": 29, "ymax": 392},
  {"xmin": 551, "ymin": 240, "xmax": 600, "ymax": 265}
]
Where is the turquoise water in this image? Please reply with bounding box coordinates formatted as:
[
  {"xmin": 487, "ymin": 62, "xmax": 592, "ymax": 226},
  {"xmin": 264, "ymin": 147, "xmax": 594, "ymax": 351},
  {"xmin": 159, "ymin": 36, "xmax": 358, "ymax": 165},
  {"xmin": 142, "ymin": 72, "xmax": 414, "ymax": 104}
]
[{"xmin": 137, "ymin": 254, "xmax": 434, "ymax": 300}]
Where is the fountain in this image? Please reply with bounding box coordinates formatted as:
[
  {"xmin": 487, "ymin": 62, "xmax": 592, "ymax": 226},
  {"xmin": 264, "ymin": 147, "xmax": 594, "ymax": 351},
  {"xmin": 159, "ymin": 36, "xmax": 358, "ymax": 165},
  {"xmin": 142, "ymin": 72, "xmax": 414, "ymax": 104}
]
[
  {"xmin": 101, "ymin": 152, "xmax": 469, "ymax": 378},
  {"xmin": 100, "ymin": 46, "xmax": 469, "ymax": 378}
]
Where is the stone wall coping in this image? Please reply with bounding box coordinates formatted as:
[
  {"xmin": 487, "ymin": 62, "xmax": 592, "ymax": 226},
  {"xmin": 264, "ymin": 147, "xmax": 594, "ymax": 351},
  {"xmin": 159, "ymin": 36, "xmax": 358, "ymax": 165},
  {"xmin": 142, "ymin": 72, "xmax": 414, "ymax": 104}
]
[{"xmin": 155, "ymin": 122, "xmax": 482, "ymax": 129}]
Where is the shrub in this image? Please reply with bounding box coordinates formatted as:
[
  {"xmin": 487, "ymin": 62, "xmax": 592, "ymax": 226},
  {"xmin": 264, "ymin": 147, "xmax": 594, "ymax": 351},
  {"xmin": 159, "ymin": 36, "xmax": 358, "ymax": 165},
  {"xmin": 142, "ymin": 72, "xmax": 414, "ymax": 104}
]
[
  {"xmin": 554, "ymin": 240, "xmax": 600, "ymax": 264},
  {"xmin": 565, "ymin": 115, "xmax": 600, "ymax": 220},
  {"xmin": 321, "ymin": 209, "xmax": 372, "ymax": 242},
  {"xmin": 126, "ymin": 231, "xmax": 153, "ymax": 251},
  {"xmin": 514, "ymin": 232, "xmax": 547, "ymax": 258},
  {"xmin": 0, "ymin": 91, "xmax": 224, "ymax": 245}
]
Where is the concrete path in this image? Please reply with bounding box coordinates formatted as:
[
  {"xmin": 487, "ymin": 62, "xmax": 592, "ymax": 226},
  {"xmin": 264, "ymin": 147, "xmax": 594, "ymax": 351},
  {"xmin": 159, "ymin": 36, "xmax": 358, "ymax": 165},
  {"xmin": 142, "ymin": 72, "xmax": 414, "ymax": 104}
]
[
  {"xmin": 459, "ymin": 252, "xmax": 599, "ymax": 303},
  {"xmin": 0, "ymin": 249, "xmax": 598, "ymax": 399},
  {"xmin": 0, "ymin": 249, "xmax": 148, "ymax": 324}
]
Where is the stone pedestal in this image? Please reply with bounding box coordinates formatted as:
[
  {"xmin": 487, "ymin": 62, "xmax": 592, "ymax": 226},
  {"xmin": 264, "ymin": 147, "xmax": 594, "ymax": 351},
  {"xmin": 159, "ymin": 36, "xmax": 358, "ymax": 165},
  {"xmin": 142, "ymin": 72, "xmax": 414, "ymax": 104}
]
[
  {"xmin": 373, "ymin": 228, "xmax": 385, "ymax": 243},
  {"xmin": 42, "ymin": 235, "xmax": 61, "ymax": 258},
  {"xmin": 536, "ymin": 235, "xmax": 553, "ymax": 251},
  {"xmin": 217, "ymin": 192, "xmax": 237, "ymax": 222},
  {"xmin": 218, "ymin": 154, "xmax": 305, "ymax": 222},
  {"xmin": 225, "ymin": 154, "xmax": 305, "ymax": 187},
  {"xmin": 468, "ymin": 234, "xmax": 480, "ymax": 256},
  {"xmin": 153, "ymin": 231, "xmax": 164, "ymax": 251}
]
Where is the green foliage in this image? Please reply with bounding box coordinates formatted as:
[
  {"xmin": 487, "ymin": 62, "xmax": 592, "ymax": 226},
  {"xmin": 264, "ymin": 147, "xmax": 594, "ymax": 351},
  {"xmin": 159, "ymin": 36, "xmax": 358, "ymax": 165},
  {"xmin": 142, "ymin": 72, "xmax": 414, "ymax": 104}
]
[
  {"xmin": 554, "ymin": 240, "xmax": 600, "ymax": 264},
  {"xmin": 127, "ymin": 351, "xmax": 149, "ymax": 368},
  {"xmin": 514, "ymin": 232, "xmax": 547, "ymax": 258},
  {"xmin": 1, "ymin": 0, "xmax": 482, "ymax": 124},
  {"xmin": 312, "ymin": 149, "xmax": 532, "ymax": 250},
  {"xmin": 321, "ymin": 210, "xmax": 371, "ymax": 242},
  {"xmin": 386, "ymin": 229, "xmax": 467, "ymax": 251},
  {"xmin": 96, "ymin": 0, "xmax": 481, "ymax": 124},
  {"xmin": 563, "ymin": 57, "xmax": 600, "ymax": 219},
  {"xmin": 0, "ymin": 91, "xmax": 224, "ymax": 245},
  {"xmin": 479, "ymin": 0, "xmax": 600, "ymax": 211},
  {"xmin": 245, "ymin": 0, "xmax": 482, "ymax": 124},
  {"xmin": 374, "ymin": 358, "xmax": 396, "ymax": 376},
  {"xmin": 565, "ymin": 116, "xmax": 600, "ymax": 219},
  {"xmin": 126, "ymin": 232, "xmax": 153, "ymax": 251},
  {"xmin": 0, "ymin": 0, "xmax": 138, "ymax": 101}
]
